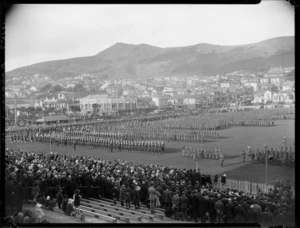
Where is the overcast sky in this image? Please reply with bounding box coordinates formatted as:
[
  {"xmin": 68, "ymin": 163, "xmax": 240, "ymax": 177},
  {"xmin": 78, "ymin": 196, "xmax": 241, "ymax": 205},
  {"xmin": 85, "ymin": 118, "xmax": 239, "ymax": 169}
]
[{"xmin": 5, "ymin": 1, "xmax": 294, "ymax": 72}]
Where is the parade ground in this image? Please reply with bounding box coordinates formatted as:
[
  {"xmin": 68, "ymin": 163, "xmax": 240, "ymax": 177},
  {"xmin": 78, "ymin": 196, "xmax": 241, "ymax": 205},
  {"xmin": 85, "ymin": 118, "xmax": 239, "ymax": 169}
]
[{"xmin": 6, "ymin": 119, "xmax": 295, "ymax": 185}]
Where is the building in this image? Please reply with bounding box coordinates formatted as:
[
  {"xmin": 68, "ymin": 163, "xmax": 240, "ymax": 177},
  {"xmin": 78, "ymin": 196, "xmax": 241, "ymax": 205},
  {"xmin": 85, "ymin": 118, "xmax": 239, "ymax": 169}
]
[
  {"xmin": 269, "ymin": 77, "xmax": 282, "ymax": 87},
  {"xmin": 79, "ymin": 94, "xmax": 137, "ymax": 114},
  {"xmin": 152, "ymin": 96, "xmax": 169, "ymax": 108},
  {"xmin": 281, "ymin": 81, "xmax": 294, "ymax": 91},
  {"xmin": 259, "ymin": 78, "xmax": 269, "ymax": 85},
  {"xmin": 5, "ymin": 98, "xmax": 36, "ymax": 109},
  {"xmin": 36, "ymin": 115, "xmax": 69, "ymax": 124},
  {"xmin": 264, "ymin": 90, "xmax": 273, "ymax": 103},
  {"xmin": 252, "ymin": 90, "xmax": 265, "ymax": 104},
  {"xmin": 266, "ymin": 67, "xmax": 287, "ymax": 77}
]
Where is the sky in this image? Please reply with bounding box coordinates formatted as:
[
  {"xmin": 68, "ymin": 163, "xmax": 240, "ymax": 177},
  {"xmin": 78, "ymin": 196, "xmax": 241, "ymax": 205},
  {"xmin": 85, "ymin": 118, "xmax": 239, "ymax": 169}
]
[{"xmin": 5, "ymin": 1, "xmax": 294, "ymax": 72}]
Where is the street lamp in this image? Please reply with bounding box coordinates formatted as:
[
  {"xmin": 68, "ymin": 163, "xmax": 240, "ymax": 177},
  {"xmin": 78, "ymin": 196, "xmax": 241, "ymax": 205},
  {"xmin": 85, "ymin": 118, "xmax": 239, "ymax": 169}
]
[
  {"xmin": 50, "ymin": 131, "xmax": 52, "ymax": 153},
  {"xmin": 264, "ymin": 144, "xmax": 268, "ymax": 185}
]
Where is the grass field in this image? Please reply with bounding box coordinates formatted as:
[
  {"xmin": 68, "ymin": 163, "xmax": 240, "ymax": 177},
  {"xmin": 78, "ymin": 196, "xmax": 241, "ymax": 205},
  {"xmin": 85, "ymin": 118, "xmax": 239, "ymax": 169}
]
[{"xmin": 5, "ymin": 119, "xmax": 294, "ymax": 186}]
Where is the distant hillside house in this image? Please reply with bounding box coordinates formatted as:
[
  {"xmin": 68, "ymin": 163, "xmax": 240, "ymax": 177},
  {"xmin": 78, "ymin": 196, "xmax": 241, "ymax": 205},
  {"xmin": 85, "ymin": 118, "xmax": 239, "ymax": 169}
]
[
  {"xmin": 152, "ymin": 96, "xmax": 169, "ymax": 108},
  {"xmin": 266, "ymin": 67, "xmax": 287, "ymax": 77},
  {"xmin": 281, "ymin": 81, "xmax": 294, "ymax": 91},
  {"xmin": 6, "ymin": 98, "xmax": 36, "ymax": 109},
  {"xmin": 36, "ymin": 115, "xmax": 69, "ymax": 124},
  {"xmin": 260, "ymin": 78, "xmax": 269, "ymax": 85},
  {"xmin": 269, "ymin": 77, "xmax": 282, "ymax": 87},
  {"xmin": 252, "ymin": 90, "xmax": 265, "ymax": 104},
  {"xmin": 220, "ymin": 82, "xmax": 230, "ymax": 88},
  {"xmin": 79, "ymin": 94, "xmax": 137, "ymax": 114}
]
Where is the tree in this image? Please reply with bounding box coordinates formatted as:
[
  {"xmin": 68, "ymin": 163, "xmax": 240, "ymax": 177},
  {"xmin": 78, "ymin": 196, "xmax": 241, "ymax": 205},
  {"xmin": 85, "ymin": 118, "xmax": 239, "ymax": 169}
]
[
  {"xmin": 52, "ymin": 84, "xmax": 62, "ymax": 92},
  {"xmin": 73, "ymin": 84, "xmax": 85, "ymax": 93},
  {"xmin": 40, "ymin": 83, "xmax": 52, "ymax": 92},
  {"xmin": 70, "ymin": 105, "xmax": 81, "ymax": 113}
]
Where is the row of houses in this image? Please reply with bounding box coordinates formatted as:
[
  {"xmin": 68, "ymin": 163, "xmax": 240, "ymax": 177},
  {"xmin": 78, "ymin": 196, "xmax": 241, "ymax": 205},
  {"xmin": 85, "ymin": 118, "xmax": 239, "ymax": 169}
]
[{"xmin": 252, "ymin": 90, "xmax": 295, "ymax": 104}]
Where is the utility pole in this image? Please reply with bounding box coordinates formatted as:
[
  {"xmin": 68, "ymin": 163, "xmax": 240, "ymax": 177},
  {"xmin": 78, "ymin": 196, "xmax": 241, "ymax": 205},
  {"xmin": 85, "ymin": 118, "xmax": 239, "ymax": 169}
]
[{"xmin": 14, "ymin": 94, "xmax": 18, "ymax": 126}]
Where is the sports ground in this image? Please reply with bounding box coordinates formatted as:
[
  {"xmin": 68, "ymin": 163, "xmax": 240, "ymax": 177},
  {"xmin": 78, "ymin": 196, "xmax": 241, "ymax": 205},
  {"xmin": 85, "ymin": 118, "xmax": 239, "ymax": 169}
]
[{"xmin": 6, "ymin": 119, "xmax": 295, "ymax": 186}]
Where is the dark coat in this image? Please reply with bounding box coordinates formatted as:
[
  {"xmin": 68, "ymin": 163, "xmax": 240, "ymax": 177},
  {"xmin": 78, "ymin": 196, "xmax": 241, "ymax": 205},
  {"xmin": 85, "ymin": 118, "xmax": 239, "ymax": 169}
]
[
  {"xmin": 62, "ymin": 198, "xmax": 68, "ymax": 212},
  {"xmin": 199, "ymin": 196, "xmax": 208, "ymax": 213},
  {"xmin": 65, "ymin": 202, "xmax": 74, "ymax": 216},
  {"xmin": 56, "ymin": 191, "xmax": 63, "ymax": 204},
  {"xmin": 190, "ymin": 194, "xmax": 199, "ymax": 210},
  {"xmin": 124, "ymin": 186, "xmax": 132, "ymax": 201},
  {"xmin": 233, "ymin": 205, "xmax": 246, "ymax": 223},
  {"xmin": 179, "ymin": 195, "xmax": 189, "ymax": 210},
  {"xmin": 224, "ymin": 202, "xmax": 235, "ymax": 218},
  {"xmin": 214, "ymin": 200, "xmax": 224, "ymax": 215},
  {"xmin": 163, "ymin": 189, "xmax": 172, "ymax": 203},
  {"xmin": 132, "ymin": 190, "xmax": 140, "ymax": 204},
  {"xmin": 260, "ymin": 211, "xmax": 274, "ymax": 227},
  {"xmin": 247, "ymin": 209, "xmax": 259, "ymax": 223}
]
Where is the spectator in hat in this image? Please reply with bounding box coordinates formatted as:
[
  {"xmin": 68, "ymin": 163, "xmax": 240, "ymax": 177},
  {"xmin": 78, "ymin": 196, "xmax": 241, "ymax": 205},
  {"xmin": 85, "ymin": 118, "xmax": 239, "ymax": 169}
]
[
  {"xmin": 162, "ymin": 186, "xmax": 172, "ymax": 214},
  {"xmin": 214, "ymin": 194, "xmax": 224, "ymax": 223},
  {"xmin": 132, "ymin": 185, "xmax": 141, "ymax": 209},
  {"xmin": 119, "ymin": 184, "xmax": 126, "ymax": 207},
  {"xmin": 172, "ymin": 190, "xmax": 180, "ymax": 220},
  {"xmin": 61, "ymin": 194, "xmax": 68, "ymax": 213},
  {"xmin": 252, "ymin": 201, "xmax": 262, "ymax": 223},
  {"xmin": 190, "ymin": 190, "xmax": 199, "ymax": 222},
  {"xmin": 73, "ymin": 189, "xmax": 81, "ymax": 214},
  {"xmin": 47, "ymin": 196, "xmax": 56, "ymax": 211},
  {"xmin": 224, "ymin": 198, "xmax": 234, "ymax": 223},
  {"xmin": 179, "ymin": 191, "xmax": 189, "ymax": 221},
  {"xmin": 124, "ymin": 183, "xmax": 132, "ymax": 209},
  {"xmin": 247, "ymin": 205, "xmax": 259, "ymax": 223},
  {"xmin": 112, "ymin": 185, "xmax": 118, "ymax": 206},
  {"xmin": 233, "ymin": 202, "xmax": 246, "ymax": 223},
  {"xmin": 148, "ymin": 182, "xmax": 157, "ymax": 214},
  {"xmin": 274, "ymin": 210, "xmax": 286, "ymax": 226},
  {"xmin": 260, "ymin": 207, "xmax": 274, "ymax": 227},
  {"xmin": 56, "ymin": 188, "xmax": 63, "ymax": 209}
]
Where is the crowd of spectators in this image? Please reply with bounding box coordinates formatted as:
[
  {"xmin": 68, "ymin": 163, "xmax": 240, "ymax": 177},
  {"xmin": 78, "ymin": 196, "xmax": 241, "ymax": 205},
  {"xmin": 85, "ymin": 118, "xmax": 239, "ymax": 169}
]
[{"xmin": 5, "ymin": 148, "xmax": 295, "ymax": 226}]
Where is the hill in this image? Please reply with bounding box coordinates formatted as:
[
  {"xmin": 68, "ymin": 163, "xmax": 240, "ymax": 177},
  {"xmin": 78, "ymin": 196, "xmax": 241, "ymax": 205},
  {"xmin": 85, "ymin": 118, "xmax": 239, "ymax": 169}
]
[{"xmin": 6, "ymin": 36, "xmax": 294, "ymax": 80}]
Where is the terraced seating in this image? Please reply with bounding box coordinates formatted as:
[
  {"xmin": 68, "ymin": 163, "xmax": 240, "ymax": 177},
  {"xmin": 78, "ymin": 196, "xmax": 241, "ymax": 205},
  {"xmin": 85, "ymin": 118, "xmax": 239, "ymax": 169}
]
[
  {"xmin": 80, "ymin": 200, "xmax": 142, "ymax": 223},
  {"xmin": 79, "ymin": 208, "xmax": 118, "ymax": 223},
  {"xmin": 86, "ymin": 198, "xmax": 166, "ymax": 221},
  {"xmin": 82, "ymin": 198, "xmax": 154, "ymax": 222}
]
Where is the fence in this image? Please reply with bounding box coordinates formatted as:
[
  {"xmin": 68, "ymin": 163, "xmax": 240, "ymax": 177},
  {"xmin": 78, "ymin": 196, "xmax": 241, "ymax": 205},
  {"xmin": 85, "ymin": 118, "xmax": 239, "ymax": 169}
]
[{"xmin": 216, "ymin": 179, "xmax": 274, "ymax": 195}]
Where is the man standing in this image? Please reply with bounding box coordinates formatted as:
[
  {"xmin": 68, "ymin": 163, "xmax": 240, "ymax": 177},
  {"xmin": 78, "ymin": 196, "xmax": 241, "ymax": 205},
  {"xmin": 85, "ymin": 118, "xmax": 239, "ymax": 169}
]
[
  {"xmin": 162, "ymin": 187, "xmax": 172, "ymax": 214},
  {"xmin": 179, "ymin": 191, "xmax": 189, "ymax": 221},
  {"xmin": 214, "ymin": 194, "xmax": 224, "ymax": 223},
  {"xmin": 148, "ymin": 183, "xmax": 156, "ymax": 214},
  {"xmin": 220, "ymin": 153, "xmax": 224, "ymax": 167},
  {"xmin": 172, "ymin": 190, "xmax": 180, "ymax": 220},
  {"xmin": 241, "ymin": 150, "xmax": 246, "ymax": 162}
]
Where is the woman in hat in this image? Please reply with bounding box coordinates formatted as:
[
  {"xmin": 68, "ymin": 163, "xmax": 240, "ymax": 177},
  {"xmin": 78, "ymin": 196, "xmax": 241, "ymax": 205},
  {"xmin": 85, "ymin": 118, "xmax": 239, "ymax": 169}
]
[{"xmin": 73, "ymin": 189, "xmax": 81, "ymax": 214}]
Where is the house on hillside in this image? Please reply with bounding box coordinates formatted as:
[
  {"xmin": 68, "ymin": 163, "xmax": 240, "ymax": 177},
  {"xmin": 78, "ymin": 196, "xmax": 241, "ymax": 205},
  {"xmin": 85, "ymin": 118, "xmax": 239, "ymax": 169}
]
[
  {"xmin": 259, "ymin": 78, "xmax": 269, "ymax": 85},
  {"xmin": 281, "ymin": 81, "xmax": 294, "ymax": 91},
  {"xmin": 252, "ymin": 90, "xmax": 265, "ymax": 104},
  {"xmin": 264, "ymin": 90, "xmax": 273, "ymax": 103},
  {"xmin": 152, "ymin": 96, "xmax": 169, "ymax": 108},
  {"xmin": 270, "ymin": 77, "xmax": 282, "ymax": 87}
]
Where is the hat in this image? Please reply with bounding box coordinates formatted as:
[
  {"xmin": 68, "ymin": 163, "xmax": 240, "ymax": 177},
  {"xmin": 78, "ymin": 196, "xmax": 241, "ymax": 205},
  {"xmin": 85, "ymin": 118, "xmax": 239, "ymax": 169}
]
[{"xmin": 36, "ymin": 203, "xmax": 42, "ymax": 208}]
